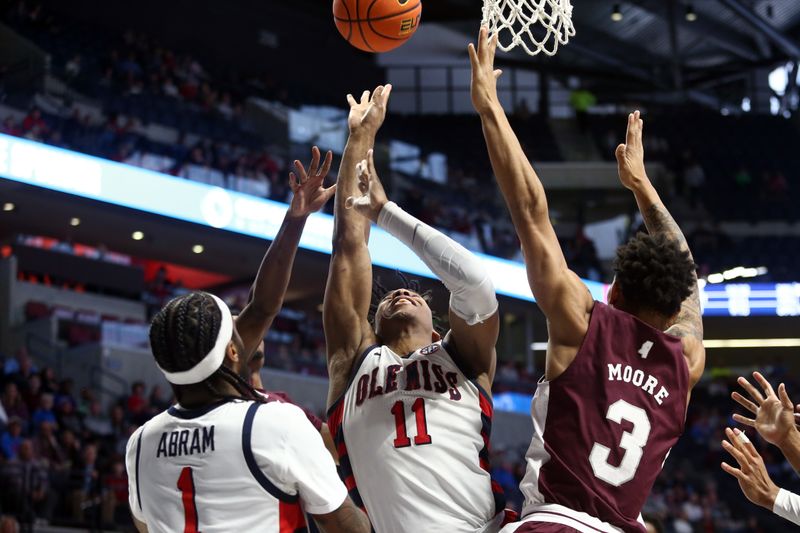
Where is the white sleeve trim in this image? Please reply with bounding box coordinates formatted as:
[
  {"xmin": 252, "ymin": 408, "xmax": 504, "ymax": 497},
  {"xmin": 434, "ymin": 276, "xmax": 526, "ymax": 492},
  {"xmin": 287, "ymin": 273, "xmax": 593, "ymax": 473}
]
[
  {"xmin": 773, "ymin": 488, "xmax": 800, "ymax": 525},
  {"xmin": 302, "ymin": 485, "xmax": 348, "ymax": 516}
]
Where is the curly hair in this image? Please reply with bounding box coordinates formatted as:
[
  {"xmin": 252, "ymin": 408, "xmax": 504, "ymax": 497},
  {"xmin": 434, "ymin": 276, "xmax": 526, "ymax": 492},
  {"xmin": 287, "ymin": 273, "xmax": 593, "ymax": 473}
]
[
  {"xmin": 149, "ymin": 292, "xmax": 265, "ymax": 403},
  {"xmin": 369, "ymin": 272, "xmax": 444, "ymax": 334},
  {"xmin": 612, "ymin": 233, "xmax": 696, "ymax": 317}
]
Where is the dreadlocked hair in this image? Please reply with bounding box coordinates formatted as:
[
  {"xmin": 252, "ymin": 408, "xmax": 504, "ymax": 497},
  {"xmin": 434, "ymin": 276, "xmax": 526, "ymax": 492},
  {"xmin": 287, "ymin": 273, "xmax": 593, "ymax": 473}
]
[
  {"xmin": 613, "ymin": 233, "xmax": 696, "ymax": 318},
  {"xmin": 368, "ymin": 271, "xmax": 445, "ymax": 334},
  {"xmin": 149, "ymin": 292, "xmax": 266, "ymax": 404}
]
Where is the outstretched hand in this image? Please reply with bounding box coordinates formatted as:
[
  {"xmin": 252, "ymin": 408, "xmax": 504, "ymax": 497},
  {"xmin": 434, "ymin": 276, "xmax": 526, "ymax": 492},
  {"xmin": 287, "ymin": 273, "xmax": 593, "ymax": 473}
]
[
  {"xmin": 347, "ymin": 84, "xmax": 392, "ymax": 136},
  {"xmin": 615, "ymin": 110, "xmax": 647, "ymax": 191},
  {"xmin": 732, "ymin": 371, "xmax": 800, "ymax": 449},
  {"xmin": 468, "ymin": 26, "xmax": 503, "ymax": 115},
  {"xmin": 345, "ymin": 149, "xmax": 388, "ymax": 223},
  {"xmin": 288, "ymin": 146, "xmax": 336, "ymax": 218},
  {"xmin": 721, "ymin": 427, "xmax": 780, "ymax": 510}
]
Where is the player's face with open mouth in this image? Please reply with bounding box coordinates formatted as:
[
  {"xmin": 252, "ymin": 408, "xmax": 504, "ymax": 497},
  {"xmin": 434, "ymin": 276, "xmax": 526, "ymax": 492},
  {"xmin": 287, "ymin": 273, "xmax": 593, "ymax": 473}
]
[{"xmin": 377, "ymin": 289, "xmax": 433, "ymax": 327}]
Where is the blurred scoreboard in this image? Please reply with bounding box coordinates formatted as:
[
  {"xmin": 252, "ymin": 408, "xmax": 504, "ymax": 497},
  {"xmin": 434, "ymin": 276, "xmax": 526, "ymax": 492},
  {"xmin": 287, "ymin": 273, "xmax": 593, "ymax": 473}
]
[{"xmin": 700, "ymin": 282, "xmax": 800, "ymax": 317}]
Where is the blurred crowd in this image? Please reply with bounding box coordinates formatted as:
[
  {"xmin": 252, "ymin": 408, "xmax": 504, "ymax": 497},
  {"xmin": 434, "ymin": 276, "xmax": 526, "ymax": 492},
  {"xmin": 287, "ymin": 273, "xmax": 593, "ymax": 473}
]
[{"xmin": 0, "ymin": 348, "xmax": 174, "ymax": 531}]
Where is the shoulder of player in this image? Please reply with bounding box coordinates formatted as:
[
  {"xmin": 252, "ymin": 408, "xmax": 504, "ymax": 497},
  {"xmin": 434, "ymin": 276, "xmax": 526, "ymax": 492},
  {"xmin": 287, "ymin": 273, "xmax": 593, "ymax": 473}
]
[
  {"xmin": 125, "ymin": 423, "xmax": 146, "ymax": 459},
  {"xmin": 252, "ymin": 400, "xmax": 317, "ymax": 434}
]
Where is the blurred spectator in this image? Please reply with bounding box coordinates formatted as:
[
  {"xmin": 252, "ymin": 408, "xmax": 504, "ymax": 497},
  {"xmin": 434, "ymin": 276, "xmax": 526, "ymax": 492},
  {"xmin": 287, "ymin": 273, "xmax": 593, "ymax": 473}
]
[
  {"xmin": 59, "ymin": 430, "xmax": 82, "ymax": 469},
  {"xmin": 1, "ymin": 383, "xmax": 29, "ymax": 423},
  {"xmin": 30, "ymin": 394, "xmax": 56, "ymax": 431},
  {"xmin": 33, "ymin": 420, "xmax": 64, "ymax": 466},
  {"xmin": 69, "ymin": 443, "xmax": 109, "ymax": 525},
  {"xmin": 21, "ymin": 374, "xmax": 41, "ymax": 414},
  {"xmin": 3, "ymin": 348, "xmax": 36, "ymax": 391},
  {"xmin": 21, "ymin": 107, "xmax": 47, "ymax": 135},
  {"xmin": 55, "ymin": 398, "xmax": 81, "ymax": 435},
  {"xmin": 148, "ymin": 384, "xmax": 170, "ymax": 412},
  {"xmin": 104, "ymin": 461, "xmax": 129, "ymax": 523},
  {"xmin": 1, "ymin": 439, "xmax": 55, "ymax": 527},
  {"xmin": 83, "ymin": 400, "xmax": 113, "ymax": 438},
  {"xmin": 1, "ymin": 417, "xmax": 24, "ymax": 459},
  {"xmin": 126, "ymin": 381, "xmax": 148, "ymax": 422},
  {"xmin": 40, "ymin": 367, "xmax": 58, "ymax": 393}
]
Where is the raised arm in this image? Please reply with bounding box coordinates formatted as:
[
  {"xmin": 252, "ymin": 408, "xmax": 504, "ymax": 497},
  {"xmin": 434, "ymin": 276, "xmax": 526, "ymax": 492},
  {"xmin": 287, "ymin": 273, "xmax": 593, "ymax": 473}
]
[
  {"xmin": 323, "ymin": 86, "xmax": 391, "ymax": 408},
  {"xmin": 347, "ymin": 150, "xmax": 500, "ymax": 388},
  {"xmin": 469, "ymin": 27, "xmax": 592, "ymax": 378},
  {"xmin": 615, "ymin": 111, "xmax": 705, "ymax": 385},
  {"xmin": 236, "ymin": 147, "xmax": 335, "ymax": 359}
]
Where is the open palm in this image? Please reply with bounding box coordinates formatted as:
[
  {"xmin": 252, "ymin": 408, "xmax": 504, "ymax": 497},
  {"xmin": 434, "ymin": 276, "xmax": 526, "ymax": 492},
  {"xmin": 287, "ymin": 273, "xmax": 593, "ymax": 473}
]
[
  {"xmin": 347, "ymin": 85, "xmax": 392, "ymax": 135},
  {"xmin": 732, "ymin": 371, "xmax": 797, "ymax": 447},
  {"xmin": 288, "ymin": 146, "xmax": 336, "ymax": 218}
]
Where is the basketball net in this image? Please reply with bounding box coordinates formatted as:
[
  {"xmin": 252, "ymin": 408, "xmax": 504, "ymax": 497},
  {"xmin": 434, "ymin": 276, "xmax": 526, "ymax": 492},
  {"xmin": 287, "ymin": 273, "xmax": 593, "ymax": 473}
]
[{"xmin": 482, "ymin": 0, "xmax": 575, "ymax": 56}]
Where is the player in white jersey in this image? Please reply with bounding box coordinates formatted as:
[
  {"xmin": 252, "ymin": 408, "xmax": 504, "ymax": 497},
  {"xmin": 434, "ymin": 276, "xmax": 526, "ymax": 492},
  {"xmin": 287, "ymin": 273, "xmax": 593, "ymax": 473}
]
[
  {"xmin": 125, "ymin": 291, "xmax": 370, "ymax": 533},
  {"xmin": 323, "ymin": 84, "xmax": 509, "ymax": 533},
  {"xmin": 233, "ymin": 145, "xmax": 337, "ymax": 458}
]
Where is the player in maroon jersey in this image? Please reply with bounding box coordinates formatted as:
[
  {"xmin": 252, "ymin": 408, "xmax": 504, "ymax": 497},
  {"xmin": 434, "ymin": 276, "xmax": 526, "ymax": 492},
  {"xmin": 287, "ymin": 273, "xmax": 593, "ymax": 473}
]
[{"xmin": 469, "ymin": 27, "xmax": 705, "ymax": 532}]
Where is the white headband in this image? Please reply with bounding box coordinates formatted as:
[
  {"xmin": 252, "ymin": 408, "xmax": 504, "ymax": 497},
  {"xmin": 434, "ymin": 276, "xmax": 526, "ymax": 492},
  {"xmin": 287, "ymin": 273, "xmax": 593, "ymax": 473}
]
[{"xmin": 157, "ymin": 293, "xmax": 234, "ymax": 385}]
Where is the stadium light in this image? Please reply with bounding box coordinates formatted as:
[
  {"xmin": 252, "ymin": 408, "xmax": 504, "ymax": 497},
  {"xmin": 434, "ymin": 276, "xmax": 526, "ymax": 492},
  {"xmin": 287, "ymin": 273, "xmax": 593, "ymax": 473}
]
[
  {"xmin": 685, "ymin": 4, "xmax": 697, "ymax": 22},
  {"xmin": 192, "ymin": 244, "xmax": 204, "ymax": 254},
  {"xmin": 69, "ymin": 217, "xmax": 81, "ymax": 227},
  {"xmin": 611, "ymin": 4, "xmax": 623, "ymax": 21},
  {"xmin": 131, "ymin": 231, "xmax": 145, "ymax": 241},
  {"xmin": 706, "ymin": 266, "xmax": 768, "ymax": 284},
  {"xmin": 2, "ymin": 202, "xmax": 14, "ymax": 212}
]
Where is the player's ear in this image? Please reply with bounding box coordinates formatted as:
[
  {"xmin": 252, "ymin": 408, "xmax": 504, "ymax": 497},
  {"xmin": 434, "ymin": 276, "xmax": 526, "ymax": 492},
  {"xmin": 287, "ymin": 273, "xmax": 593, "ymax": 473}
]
[{"xmin": 225, "ymin": 341, "xmax": 240, "ymax": 363}]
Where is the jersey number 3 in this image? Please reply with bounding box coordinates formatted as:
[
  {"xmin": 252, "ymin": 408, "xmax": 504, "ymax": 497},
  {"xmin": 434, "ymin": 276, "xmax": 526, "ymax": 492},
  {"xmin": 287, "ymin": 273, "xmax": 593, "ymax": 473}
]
[
  {"xmin": 588, "ymin": 399, "xmax": 651, "ymax": 487},
  {"xmin": 391, "ymin": 398, "xmax": 432, "ymax": 448},
  {"xmin": 177, "ymin": 466, "xmax": 200, "ymax": 533}
]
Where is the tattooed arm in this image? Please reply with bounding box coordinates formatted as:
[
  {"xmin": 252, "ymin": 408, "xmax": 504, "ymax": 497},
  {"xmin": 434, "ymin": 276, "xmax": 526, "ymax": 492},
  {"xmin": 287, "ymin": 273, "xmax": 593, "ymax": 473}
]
[
  {"xmin": 616, "ymin": 111, "xmax": 705, "ymax": 387},
  {"xmin": 312, "ymin": 498, "xmax": 371, "ymax": 533}
]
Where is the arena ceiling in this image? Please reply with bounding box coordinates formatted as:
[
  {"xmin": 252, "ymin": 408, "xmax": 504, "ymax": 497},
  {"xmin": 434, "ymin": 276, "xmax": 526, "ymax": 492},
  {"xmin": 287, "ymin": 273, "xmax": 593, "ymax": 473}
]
[{"xmin": 296, "ymin": 0, "xmax": 800, "ymax": 106}]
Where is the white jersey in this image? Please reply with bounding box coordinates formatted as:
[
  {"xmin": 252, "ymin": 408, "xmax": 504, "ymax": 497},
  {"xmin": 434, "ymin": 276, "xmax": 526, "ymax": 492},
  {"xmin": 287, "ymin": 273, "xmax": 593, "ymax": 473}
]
[
  {"xmin": 125, "ymin": 399, "xmax": 347, "ymax": 533},
  {"xmin": 328, "ymin": 340, "xmax": 506, "ymax": 533}
]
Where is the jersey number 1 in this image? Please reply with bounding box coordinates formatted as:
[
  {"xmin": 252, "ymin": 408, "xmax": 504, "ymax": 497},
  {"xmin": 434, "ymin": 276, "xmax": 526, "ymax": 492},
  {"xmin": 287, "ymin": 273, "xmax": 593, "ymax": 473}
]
[
  {"xmin": 177, "ymin": 466, "xmax": 200, "ymax": 533},
  {"xmin": 391, "ymin": 398, "xmax": 432, "ymax": 448}
]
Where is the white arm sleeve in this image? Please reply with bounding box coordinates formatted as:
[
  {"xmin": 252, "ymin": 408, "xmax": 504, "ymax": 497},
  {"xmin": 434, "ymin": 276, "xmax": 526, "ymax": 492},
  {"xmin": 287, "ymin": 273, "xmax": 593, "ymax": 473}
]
[
  {"xmin": 124, "ymin": 425, "xmax": 147, "ymax": 523},
  {"xmin": 377, "ymin": 201, "xmax": 498, "ymax": 325},
  {"xmin": 253, "ymin": 403, "xmax": 347, "ymax": 516},
  {"xmin": 774, "ymin": 488, "xmax": 800, "ymax": 525}
]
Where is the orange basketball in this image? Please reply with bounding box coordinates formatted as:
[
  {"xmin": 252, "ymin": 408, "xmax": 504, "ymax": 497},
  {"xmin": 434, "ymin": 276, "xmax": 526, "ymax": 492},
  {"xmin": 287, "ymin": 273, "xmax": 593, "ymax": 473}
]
[{"xmin": 333, "ymin": 0, "xmax": 422, "ymax": 53}]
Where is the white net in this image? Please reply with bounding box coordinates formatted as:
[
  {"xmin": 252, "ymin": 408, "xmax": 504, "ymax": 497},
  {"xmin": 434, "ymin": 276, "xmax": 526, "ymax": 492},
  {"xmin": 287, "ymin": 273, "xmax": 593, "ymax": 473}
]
[{"xmin": 482, "ymin": 0, "xmax": 575, "ymax": 56}]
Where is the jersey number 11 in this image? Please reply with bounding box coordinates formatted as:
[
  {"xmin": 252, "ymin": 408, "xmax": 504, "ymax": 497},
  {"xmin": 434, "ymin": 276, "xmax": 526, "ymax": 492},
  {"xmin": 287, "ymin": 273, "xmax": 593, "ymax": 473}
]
[{"xmin": 391, "ymin": 398, "xmax": 432, "ymax": 448}]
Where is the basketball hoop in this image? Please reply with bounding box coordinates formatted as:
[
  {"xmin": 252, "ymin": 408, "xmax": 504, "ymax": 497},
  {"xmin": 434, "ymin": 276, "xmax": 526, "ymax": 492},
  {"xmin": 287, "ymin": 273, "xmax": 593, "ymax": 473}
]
[{"xmin": 482, "ymin": 0, "xmax": 575, "ymax": 57}]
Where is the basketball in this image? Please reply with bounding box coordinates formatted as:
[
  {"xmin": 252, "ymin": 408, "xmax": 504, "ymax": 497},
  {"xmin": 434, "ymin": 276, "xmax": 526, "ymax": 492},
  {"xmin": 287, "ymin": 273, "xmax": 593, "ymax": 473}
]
[{"xmin": 333, "ymin": 0, "xmax": 422, "ymax": 53}]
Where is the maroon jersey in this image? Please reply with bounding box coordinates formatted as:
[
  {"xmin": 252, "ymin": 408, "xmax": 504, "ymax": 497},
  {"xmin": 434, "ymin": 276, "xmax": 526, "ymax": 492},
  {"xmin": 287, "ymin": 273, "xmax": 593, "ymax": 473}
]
[{"xmin": 516, "ymin": 302, "xmax": 689, "ymax": 532}]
